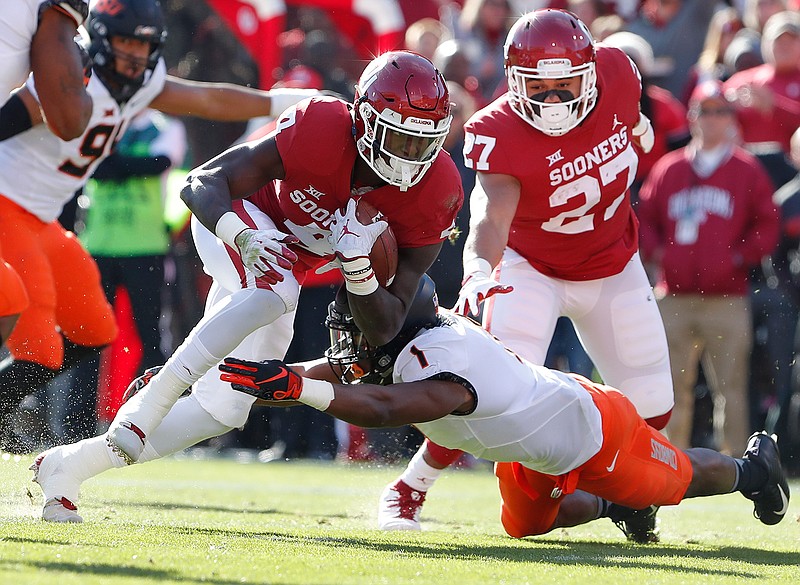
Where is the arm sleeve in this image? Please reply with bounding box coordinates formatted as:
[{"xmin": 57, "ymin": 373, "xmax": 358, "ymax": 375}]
[
  {"xmin": 0, "ymin": 94, "xmax": 33, "ymax": 142},
  {"xmin": 91, "ymin": 153, "xmax": 173, "ymax": 181}
]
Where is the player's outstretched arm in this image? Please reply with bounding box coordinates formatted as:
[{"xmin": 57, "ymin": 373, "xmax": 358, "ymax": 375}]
[
  {"xmin": 30, "ymin": 6, "xmax": 92, "ymax": 140},
  {"xmin": 220, "ymin": 357, "xmax": 473, "ymax": 428},
  {"xmin": 150, "ymin": 77, "xmax": 316, "ymax": 121}
]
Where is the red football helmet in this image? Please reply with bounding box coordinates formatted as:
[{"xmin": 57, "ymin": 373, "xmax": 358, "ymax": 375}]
[
  {"xmin": 504, "ymin": 9, "xmax": 597, "ymax": 136},
  {"xmin": 353, "ymin": 51, "xmax": 452, "ymax": 191}
]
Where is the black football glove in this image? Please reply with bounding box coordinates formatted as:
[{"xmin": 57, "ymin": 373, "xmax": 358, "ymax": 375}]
[{"xmin": 219, "ymin": 357, "xmax": 304, "ymax": 401}]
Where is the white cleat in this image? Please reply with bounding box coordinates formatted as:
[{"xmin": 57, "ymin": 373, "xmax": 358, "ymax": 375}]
[
  {"xmin": 30, "ymin": 448, "xmax": 83, "ymax": 523},
  {"xmin": 378, "ymin": 480, "xmax": 426, "ymax": 531},
  {"xmin": 42, "ymin": 497, "xmax": 83, "ymax": 523},
  {"xmin": 106, "ymin": 421, "xmax": 146, "ymax": 465}
]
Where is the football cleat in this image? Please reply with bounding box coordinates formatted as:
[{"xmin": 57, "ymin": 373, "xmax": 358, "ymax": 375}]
[
  {"xmin": 608, "ymin": 504, "xmax": 660, "ymax": 544},
  {"xmin": 30, "ymin": 448, "xmax": 83, "ymax": 523},
  {"xmin": 121, "ymin": 366, "xmax": 163, "ymax": 404},
  {"xmin": 740, "ymin": 432, "xmax": 790, "ymax": 525},
  {"xmin": 106, "ymin": 421, "xmax": 146, "ymax": 465},
  {"xmin": 42, "ymin": 497, "xmax": 83, "ymax": 523},
  {"xmin": 378, "ymin": 479, "xmax": 426, "ymax": 531}
]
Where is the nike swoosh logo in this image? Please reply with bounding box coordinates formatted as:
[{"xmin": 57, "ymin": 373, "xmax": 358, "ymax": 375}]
[
  {"xmin": 256, "ymin": 367, "xmax": 288, "ymax": 385},
  {"xmin": 606, "ymin": 450, "xmax": 620, "ymax": 473},
  {"xmin": 776, "ymin": 485, "xmax": 789, "ymax": 516}
]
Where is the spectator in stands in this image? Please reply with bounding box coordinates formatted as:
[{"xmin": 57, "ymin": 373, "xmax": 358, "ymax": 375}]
[
  {"xmin": 624, "ymin": 0, "xmax": 721, "ymax": 98},
  {"xmin": 742, "ymin": 0, "xmax": 787, "ymax": 34},
  {"xmin": 405, "ymin": 17, "xmax": 450, "ymax": 61},
  {"xmin": 682, "ymin": 7, "xmax": 745, "ymax": 104},
  {"xmin": 724, "ymin": 10, "xmax": 800, "ymax": 190},
  {"xmin": 433, "ymin": 39, "xmax": 487, "ymax": 108},
  {"xmin": 449, "ymin": 0, "xmax": 515, "ymax": 101},
  {"xmin": 638, "ymin": 80, "xmax": 780, "ymax": 455},
  {"xmin": 723, "ymin": 29, "xmax": 764, "ymax": 78}
]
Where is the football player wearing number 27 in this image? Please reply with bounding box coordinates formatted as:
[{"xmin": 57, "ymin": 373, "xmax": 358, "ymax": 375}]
[
  {"xmin": 30, "ymin": 45, "xmax": 462, "ymax": 521},
  {"xmin": 0, "ymin": 0, "xmax": 320, "ymax": 453},
  {"xmin": 379, "ymin": 9, "xmax": 673, "ymax": 542}
]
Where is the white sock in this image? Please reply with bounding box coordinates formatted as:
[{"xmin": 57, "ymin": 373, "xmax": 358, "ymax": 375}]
[
  {"xmin": 398, "ymin": 448, "xmax": 443, "ymax": 492},
  {"xmin": 40, "ymin": 436, "xmax": 125, "ymax": 502},
  {"xmin": 112, "ymin": 287, "xmax": 286, "ymax": 435},
  {"xmin": 139, "ymin": 394, "xmax": 233, "ymax": 461}
]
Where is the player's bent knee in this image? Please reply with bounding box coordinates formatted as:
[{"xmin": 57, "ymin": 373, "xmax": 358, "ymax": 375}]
[{"xmin": 500, "ymin": 512, "xmax": 551, "ymax": 538}]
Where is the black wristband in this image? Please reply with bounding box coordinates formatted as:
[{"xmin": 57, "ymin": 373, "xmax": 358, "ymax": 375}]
[{"xmin": 0, "ymin": 94, "xmax": 33, "ymax": 142}]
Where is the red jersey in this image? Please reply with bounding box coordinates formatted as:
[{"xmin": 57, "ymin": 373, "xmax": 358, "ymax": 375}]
[
  {"xmin": 638, "ymin": 146, "xmax": 779, "ymax": 295},
  {"xmin": 724, "ymin": 65, "xmax": 800, "ymax": 153},
  {"xmin": 463, "ymin": 47, "xmax": 642, "ymax": 281},
  {"xmin": 248, "ymin": 97, "xmax": 463, "ymax": 277}
]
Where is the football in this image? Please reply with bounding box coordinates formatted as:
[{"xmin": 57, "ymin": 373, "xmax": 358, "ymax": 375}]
[{"xmin": 356, "ymin": 199, "xmax": 398, "ymax": 287}]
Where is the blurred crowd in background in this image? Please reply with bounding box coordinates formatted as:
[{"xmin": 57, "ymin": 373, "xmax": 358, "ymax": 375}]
[{"xmin": 6, "ymin": 0, "xmax": 800, "ymax": 474}]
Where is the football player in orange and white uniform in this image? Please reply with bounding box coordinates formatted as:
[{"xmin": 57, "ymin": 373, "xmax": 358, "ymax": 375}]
[
  {"xmin": 219, "ymin": 276, "xmax": 790, "ymax": 537},
  {"xmin": 0, "ymin": 0, "xmax": 317, "ymax": 449},
  {"xmin": 0, "ymin": 0, "xmax": 92, "ymax": 348},
  {"xmin": 379, "ymin": 9, "xmax": 674, "ymax": 542},
  {"xmin": 31, "ymin": 50, "xmax": 463, "ymax": 522}
]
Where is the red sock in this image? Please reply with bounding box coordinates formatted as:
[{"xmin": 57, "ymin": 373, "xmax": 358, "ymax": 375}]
[{"xmin": 425, "ymin": 439, "xmax": 462, "ymax": 467}]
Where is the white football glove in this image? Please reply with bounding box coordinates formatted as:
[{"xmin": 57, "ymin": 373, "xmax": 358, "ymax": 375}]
[
  {"xmin": 234, "ymin": 228, "xmax": 299, "ymax": 283},
  {"xmin": 329, "ymin": 199, "xmax": 388, "ymax": 261},
  {"xmin": 632, "ymin": 112, "xmax": 655, "ymax": 154},
  {"xmin": 453, "ymin": 263, "xmax": 514, "ymax": 316}
]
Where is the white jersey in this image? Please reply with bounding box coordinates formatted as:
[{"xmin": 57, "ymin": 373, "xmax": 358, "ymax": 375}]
[
  {"xmin": 0, "ymin": 59, "xmax": 167, "ymax": 222},
  {"xmin": 0, "ymin": 0, "xmax": 88, "ymax": 105},
  {"xmin": 397, "ymin": 313, "xmax": 604, "ymax": 476}
]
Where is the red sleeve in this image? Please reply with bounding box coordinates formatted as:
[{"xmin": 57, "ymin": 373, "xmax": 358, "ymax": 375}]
[{"xmin": 274, "ymin": 98, "xmax": 351, "ymax": 179}]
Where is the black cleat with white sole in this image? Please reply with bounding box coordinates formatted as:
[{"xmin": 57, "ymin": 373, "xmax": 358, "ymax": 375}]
[{"xmin": 741, "ymin": 432, "xmax": 790, "ymax": 526}]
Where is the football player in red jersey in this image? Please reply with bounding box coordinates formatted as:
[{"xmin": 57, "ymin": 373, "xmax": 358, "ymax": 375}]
[
  {"xmin": 31, "ymin": 50, "xmax": 463, "ymax": 522},
  {"xmin": 379, "ymin": 9, "xmax": 674, "ymax": 543}
]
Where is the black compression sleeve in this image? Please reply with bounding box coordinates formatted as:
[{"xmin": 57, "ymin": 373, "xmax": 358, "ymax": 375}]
[{"xmin": 0, "ymin": 94, "xmax": 33, "ymax": 142}]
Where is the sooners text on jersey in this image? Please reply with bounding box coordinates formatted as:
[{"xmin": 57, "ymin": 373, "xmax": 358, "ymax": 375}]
[{"xmin": 463, "ymin": 47, "xmax": 642, "ymax": 281}]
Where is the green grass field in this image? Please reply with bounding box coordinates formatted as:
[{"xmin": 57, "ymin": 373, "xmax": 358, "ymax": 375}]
[{"xmin": 1, "ymin": 453, "xmax": 798, "ymax": 585}]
